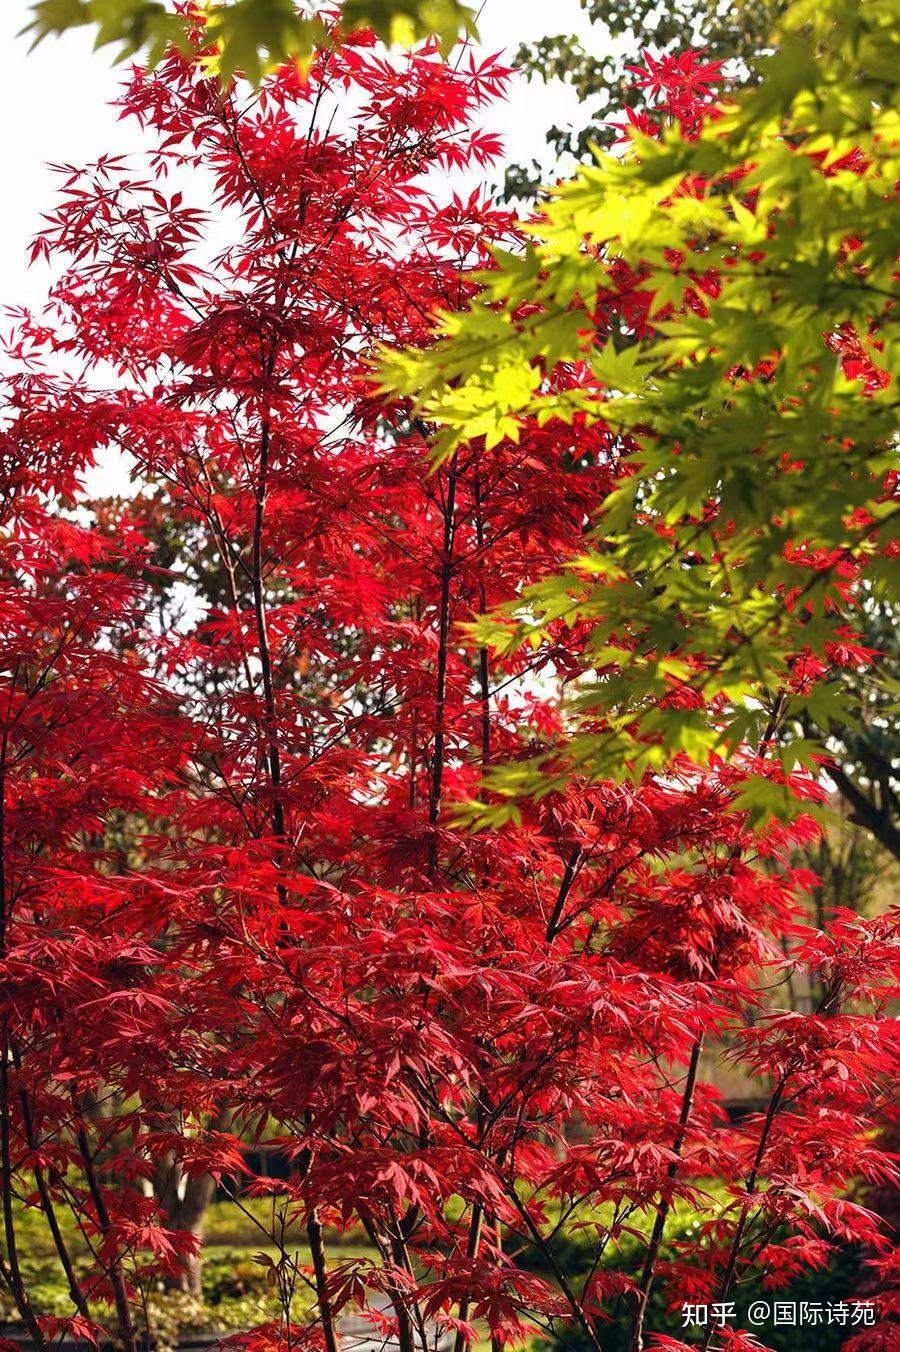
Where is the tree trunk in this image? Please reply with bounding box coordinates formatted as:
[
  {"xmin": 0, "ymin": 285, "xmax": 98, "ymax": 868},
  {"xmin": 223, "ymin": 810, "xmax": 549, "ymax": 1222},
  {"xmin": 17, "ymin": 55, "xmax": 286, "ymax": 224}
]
[{"xmin": 152, "ymin": 1149, "xmax": 221, "ymax": 1296}]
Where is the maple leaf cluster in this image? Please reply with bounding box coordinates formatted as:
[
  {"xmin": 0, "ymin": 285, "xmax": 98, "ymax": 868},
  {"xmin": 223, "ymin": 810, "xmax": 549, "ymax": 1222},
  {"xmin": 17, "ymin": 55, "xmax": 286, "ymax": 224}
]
[{"xmin": 0, "ymin": 19, "xmax": 897, "ymax": 1352}]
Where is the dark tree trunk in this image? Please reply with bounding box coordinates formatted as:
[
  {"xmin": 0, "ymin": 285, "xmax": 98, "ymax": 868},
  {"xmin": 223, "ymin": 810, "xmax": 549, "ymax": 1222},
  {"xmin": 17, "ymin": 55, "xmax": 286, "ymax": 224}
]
[{"xmin": 152, "ymin": 1152, "xmax": 221, "ymax": 1296}]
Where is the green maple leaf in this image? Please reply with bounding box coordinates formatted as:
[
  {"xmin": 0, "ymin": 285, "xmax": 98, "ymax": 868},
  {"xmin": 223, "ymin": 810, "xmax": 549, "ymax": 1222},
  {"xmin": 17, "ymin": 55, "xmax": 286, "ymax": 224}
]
[{"xmin": 27, "ymin": 0, "xmax": 478, "ymax": 79}]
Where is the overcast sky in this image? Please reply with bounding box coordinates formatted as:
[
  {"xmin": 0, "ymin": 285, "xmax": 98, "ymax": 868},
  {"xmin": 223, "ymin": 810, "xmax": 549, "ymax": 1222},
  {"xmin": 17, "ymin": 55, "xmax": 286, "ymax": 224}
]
[{"xmin": 0, "ymin": 0, "xmax": 616, "ymax": 312}]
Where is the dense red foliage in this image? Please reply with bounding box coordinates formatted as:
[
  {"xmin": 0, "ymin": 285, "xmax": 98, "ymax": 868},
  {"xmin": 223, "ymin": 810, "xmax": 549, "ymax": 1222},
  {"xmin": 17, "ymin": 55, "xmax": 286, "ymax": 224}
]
[{"xmin": 0, "ymin": 21, "xmax": 897, "ymax": 1352}]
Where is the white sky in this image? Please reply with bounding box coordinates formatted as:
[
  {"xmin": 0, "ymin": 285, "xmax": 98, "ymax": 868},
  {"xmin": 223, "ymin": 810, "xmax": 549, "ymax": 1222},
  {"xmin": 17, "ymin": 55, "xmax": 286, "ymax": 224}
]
[{"xmin": 0, "ymin": 0, "xmax": 615, "ymax": 312}]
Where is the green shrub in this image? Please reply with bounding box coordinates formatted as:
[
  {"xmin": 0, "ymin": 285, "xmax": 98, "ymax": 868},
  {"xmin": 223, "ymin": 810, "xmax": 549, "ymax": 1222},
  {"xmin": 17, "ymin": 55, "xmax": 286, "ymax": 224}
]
[{"xmin": 201, "ymin": 1252, "xmax": 272, "ymax": 1302}]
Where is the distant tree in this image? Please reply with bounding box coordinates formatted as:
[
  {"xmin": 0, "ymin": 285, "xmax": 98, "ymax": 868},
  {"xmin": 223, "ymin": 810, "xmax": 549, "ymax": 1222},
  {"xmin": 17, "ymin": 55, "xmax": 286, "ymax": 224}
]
[
  {"xmin": 506, "ymin": 0, "xmax": 777, "ymax": 197},
  {"xmin": 801, "ymin": 601, "xmax": 900, "ymax": 864}
]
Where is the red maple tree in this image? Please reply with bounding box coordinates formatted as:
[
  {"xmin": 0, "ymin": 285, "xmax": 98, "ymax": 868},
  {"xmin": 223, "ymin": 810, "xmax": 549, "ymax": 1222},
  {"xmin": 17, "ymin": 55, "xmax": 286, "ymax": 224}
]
[{"xmin": 0, "ymin": 17, "xmax": 896, "ymax": 1352}]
